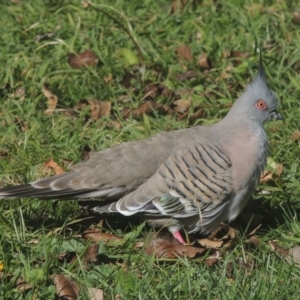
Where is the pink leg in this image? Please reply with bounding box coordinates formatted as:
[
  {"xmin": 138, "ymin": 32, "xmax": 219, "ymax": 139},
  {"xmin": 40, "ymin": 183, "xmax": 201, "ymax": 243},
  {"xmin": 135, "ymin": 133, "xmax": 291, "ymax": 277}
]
[{"xmin": 172, "ymin": 231, "xmax": 186, "ymax": 244}]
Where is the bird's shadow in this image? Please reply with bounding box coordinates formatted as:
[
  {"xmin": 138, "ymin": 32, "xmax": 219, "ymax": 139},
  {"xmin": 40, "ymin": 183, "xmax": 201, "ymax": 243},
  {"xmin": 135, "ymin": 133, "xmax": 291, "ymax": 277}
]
[{"xmin": 19, "ymin": 195, "xmax": 299, "ymax": 241}]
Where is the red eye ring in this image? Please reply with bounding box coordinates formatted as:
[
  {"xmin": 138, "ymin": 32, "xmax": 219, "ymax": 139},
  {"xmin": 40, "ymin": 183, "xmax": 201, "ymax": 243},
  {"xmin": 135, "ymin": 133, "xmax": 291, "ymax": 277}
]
[{"xmin": 255, "ymin": 99, "xmax": 267, "ymax": 110}]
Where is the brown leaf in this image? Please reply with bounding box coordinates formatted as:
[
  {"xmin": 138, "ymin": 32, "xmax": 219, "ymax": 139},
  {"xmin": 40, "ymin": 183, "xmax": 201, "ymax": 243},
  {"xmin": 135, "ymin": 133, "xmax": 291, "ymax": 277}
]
[
  {"xmin": 65, "ymin": 244, "xmax": 99, "ymax": 270},
  {"xmin": 173, "ymin": 99, "xmax": 191, "ymax": 114},
  {"xmin": 222, "ymin": 49, "xmax": 231, "ymax": 59},
  {"xmin": 82, "ymin": 230, "xmax": 122, "ymax": 243},
  {"xmin": 197, "ymin": 224, "xmax": 238, "ymax": 250},
  {"xmin": 292, "ymin": 130, "xmax": 300, "ymax": 140},
  {"xmin": 16, "ymin": 278, "xmax": 33, "ymax": 292},
  {"xmin": 88, "ymin": 100, "xmax": 111, "ymax": 120},
  {"xmin": 269, "ymin": 240, "xmax": 289, "ymax": 257},
  {"xmin": 52, "ymin": 274, "xmax": 79, "ymax": 300},
  {"xmin": 109, "ymin": 121, "xmax": 122, "ymax": 130},
  {"xmin": 68, "ymin": 50, "xmax": 99, "ymax": 68},
  {"xmin": 176, "ymin": 44, "xmax": 193, "ymax": 63},
  {"xmin": 247, "ymin": 223, "xmax": 262, "ymax": 236},
  {"xmin": 88, "ymin": 287, "xmax": 104, "ymax": 300},
  {"xmin": 42, "ymin": 84, "xmax": 58, "ymax": 114},
  {"xmin": 83, "ymin": 244, "xmax": 99, "ymax": 264},
  {"xmin": 9, "ymin": 86, "xmax": 25, "ymax": 101},
  {"xmin": 260, "ymin": 162, "xmax": 283, "ymax": 183},
  {"xmin": 198, "ymin": 53, "xmax": 211, "ymax": 69},
  {"xmin": 286, "ymin": 246, "xmax": 300, "ymax": 264},
  {"xmin": 121, "ymin": 71, "xmax": 138, "ymax": 89},
  {"xmin": 74, "ymin": 99, "xmax": 111, "ymax": 120},
  {"xmin": 217, "ymin": 64, "xmax": 233, "ymax": 81},
  {"xmin": 205, "ymin": 251, "xmax": 221, "ymax": 266},
  {"xmin": 144, "ymin": 238, "xmax": 205, "ymax": 259},
  {"xmin": 170, "ymin": 0, "xmax": 189, "ymax": 14},
  {"xmin": 44, "ymin": 158, "xmax": 65, "ymax": 175},
  {"xmin": 159, "ymin": 84, "xmax": 173, "ymax": 98},
  {"xmin": 270, "ymin": 241, "xmax": 300, "ymax": 264},
  {"xmin": 208, "ymin": 224, "xmax": 238, "ymax": 250},
  {"xmin": 197, "ymin": 238, "xmax": 223, "ymax": 249},
  {"xmin": 104, "ymin": 74, "xmax": 113, "ymax": 83},
  {"xmin": 177, "ymin": 110, "xmax": 190, "ymax": 121},
  {"xmin": 61, "ymin": 159, "xmax": 73, "ymax": 169},
  {"xmin": 189, "ymin": 109, "xmax": 206, "ymax": 122},
  {"xmin": 236, "ymin": 257, "xmax": 254, "ymax": 274},
  {"xmin": 0, "ymin": 273, "xmax": 32, "ymax": 291},
  {"xmin": 231, "ymin": 51, "xmax": 250, "ymax": 66},
  {"xmin": 222, "ymin": 224, "xmax": 238, "ymax": 250},
  {"xmin": 176, "ymin": 70, "xmax": 198, "ymax": 81},
  {"xmin": 247, "ymin": 236, "xmax": 260, "ymax": 248},
  {"xmin": 143, "ymin": 82, "xmax": 158, "ymax": 99},
  {"xmin": 292, "ymin": 12, "xmax": 300, "ymax": 26},
  {"xmin": 82, "ymin": 1, "xmax": 89, "ymax": 8},
  {"xmin": 122, "ymin": 100, "xmax": 162, "ymax": 118}
]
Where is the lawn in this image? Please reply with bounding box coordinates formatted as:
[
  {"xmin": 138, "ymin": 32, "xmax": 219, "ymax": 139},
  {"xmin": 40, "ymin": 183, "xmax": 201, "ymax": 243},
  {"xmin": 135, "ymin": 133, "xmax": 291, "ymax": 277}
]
[{"xmin": 1, "ymin": 0, "xmax": 300, "ymax": 299}]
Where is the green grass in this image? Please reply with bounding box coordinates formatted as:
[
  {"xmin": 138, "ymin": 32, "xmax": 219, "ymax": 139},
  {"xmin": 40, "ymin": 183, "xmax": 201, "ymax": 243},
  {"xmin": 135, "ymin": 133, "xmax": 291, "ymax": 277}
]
[{"xmin": 1, "ymin": 0, "xmax": 300, "ymax": 298}]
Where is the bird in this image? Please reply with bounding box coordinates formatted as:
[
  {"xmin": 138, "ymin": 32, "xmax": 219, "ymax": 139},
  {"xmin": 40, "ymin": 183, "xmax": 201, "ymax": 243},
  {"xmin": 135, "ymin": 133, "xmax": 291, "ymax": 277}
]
[{"xmin": 0, "ymin": 57, "xmax": 282, "ymax": 244}]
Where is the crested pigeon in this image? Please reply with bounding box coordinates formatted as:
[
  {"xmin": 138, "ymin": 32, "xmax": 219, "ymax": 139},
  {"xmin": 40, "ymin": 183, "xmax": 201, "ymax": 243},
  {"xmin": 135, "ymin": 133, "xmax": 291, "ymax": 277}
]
[{"xmin": 0, "ymin": 58, "xmax": 282, "ymax": 244}]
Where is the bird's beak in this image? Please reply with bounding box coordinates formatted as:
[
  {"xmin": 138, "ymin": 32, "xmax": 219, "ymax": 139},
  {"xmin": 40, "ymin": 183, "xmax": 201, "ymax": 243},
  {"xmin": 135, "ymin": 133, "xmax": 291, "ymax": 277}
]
[{"xmin": 269, "ymin": 110, "xmax": 283, "ymax": 121}]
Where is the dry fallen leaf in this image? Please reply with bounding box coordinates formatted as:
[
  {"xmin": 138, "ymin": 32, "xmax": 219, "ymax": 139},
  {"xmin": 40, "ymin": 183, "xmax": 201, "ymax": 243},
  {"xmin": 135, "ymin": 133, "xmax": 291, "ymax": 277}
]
[
  {"xmin": 286, "ymin": 246, "xmax": 300, "ymax": 264},
  {"xmin": 176, "ymin": 70, "xmax": 198, "ymax": 81},
  {"xmin": 43, "ymin": 159, "xmax": 65, "ymax": 175},
  {"xmin": 88, "ymin": 287, "xmax": 104, "ymax": 300},
  {"xmin": 121, "ymin": 71, "xmax": 139, "ymax": 89},
  {"xmin": 74, "ymin": 99, "xmax": 111, "ymax": 120},
  {"xmin": 104, "ymin": 74, "xmax": 113, "ymax": 83},
  {"xmin": 269, "ymin": 240, "xmax": 289, "ymax": 257},
  {"xmin": 159, "ymin": 84, "xmax": 173, "ymax": 98},
  {"xmin": 197, "ymin": 224, "xmax": 237, "ymax": 250},
  {"xmin": 237, "ymin": 256, "xmax": 254, "ymax": 275},
  {"xmin": 231, "ymin": 51, "xmax": 250, "ymax": 66},
  {"xmin": 176, "ymin": 44, "xmax": 193, "ymax": 63},
  {"xmin": 197, "ymin": 238, "xmax": 223, "ymax": 249},
  {"xmin": 170, "ymin": 0, "xmax": 189, "ymax": 14},
  {"xmin": 82, "ymin": 244, "xmax": 99, "ymax": 264},
  {"xmin": 82, "ymin": 230, "xmax": 122, "ymax": 243},
  {"xmin": 109, "ymin": 121, "xmax": 122, "ymax": 130},
  {"xmin": 16, "ymin": 278, "xmax": 33, "ymax": 292},
  {"xmin": 143, "ymin": 82, "xmax": 158, "ymax": 99},
  {"xmin": 82, "ymin": 1, "xmax": 89, "ymax": 8},
  {"xmin": 0, "ymin": 273, "xmax": 32, "ymax": 292},
  {"xmin": 292, "ymin": 130, "xmax": 300, "ymax": 140},
  {"xmin": 198, "ymin": 53, "xmax": 211, "ymax": 69},
  {"xmin": 44, "ymin": 158, "xmax": 65, "ymax": 175},
  {"xmin": 9, "ymin": 86, "xmax": 25, "ymax": 100},
  {"xmin": 269, "ymin": 241, "xmax": 300, "ymax": 264},
  {"xmin": 247, "ymin": 235, "xmax": 260, "ymax": 248},
  {"xmin": 52, "ymin": 274, "xmax": 79, "ymax": 300},
  {"xmin": 88, "ymin": 100, "xmax": 111, "ymax": 120},
  {"xmin": 173, "ymin": 99, "xmax": 191, "ymax": 113},
  {"xmin": 292, "ymin": 12, "xmax": 300, "ymax": 26},
  {"xmin": 63, "ymin": 244, "xmax": 99, "ymax": 270},
  {"xmin": 144, "ymin": 238, "xmax": 205, "ymax": 259},
  {"xmin": 42, "ymin": 84, "xmax": 58, "ymax": 114},
  {"xmin": 189, "ymin": 109, "xmax": 206, "ymax": 123},
  {"xmin": 260, "ymin": 159, "xmax": 283, "ymax": 183},
  {"xmin": 122, "ymin": 100, "xmax": 162, "ymax": 118},
  {"xmin": 205, "ymin": 250, "xmax": 221, "ymax": 266},
  {"xmin": 68, "ymin": 50, "xmax": 99, "ymax": 68}
]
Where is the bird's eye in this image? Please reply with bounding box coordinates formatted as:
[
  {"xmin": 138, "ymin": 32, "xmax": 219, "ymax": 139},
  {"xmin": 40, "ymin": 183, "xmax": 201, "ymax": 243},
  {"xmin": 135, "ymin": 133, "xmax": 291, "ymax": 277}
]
[{"xmin": 255, "ymin": 99, "xmax": 267, "ymax": 110}]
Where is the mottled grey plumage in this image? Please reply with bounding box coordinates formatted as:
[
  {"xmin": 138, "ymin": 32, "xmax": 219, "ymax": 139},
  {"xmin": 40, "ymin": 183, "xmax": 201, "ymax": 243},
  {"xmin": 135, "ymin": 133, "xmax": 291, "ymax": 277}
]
[{"xmin": 0, "ymin": 58, "xmax": 282, "ymax": 243}]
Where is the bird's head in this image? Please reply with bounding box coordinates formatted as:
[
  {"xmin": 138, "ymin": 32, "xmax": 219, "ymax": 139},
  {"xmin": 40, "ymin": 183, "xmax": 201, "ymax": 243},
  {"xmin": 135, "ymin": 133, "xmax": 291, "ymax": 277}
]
[{"xmin": 230, "ymin": 55, "xmax": 282, "ymax": 125}]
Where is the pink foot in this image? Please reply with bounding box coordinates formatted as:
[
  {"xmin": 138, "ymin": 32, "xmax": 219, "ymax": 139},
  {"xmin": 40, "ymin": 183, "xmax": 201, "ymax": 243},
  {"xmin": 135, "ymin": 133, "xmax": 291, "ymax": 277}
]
[{"xmin": 172, "ymin": 231, "xmax": 186, "ymax": 244}]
